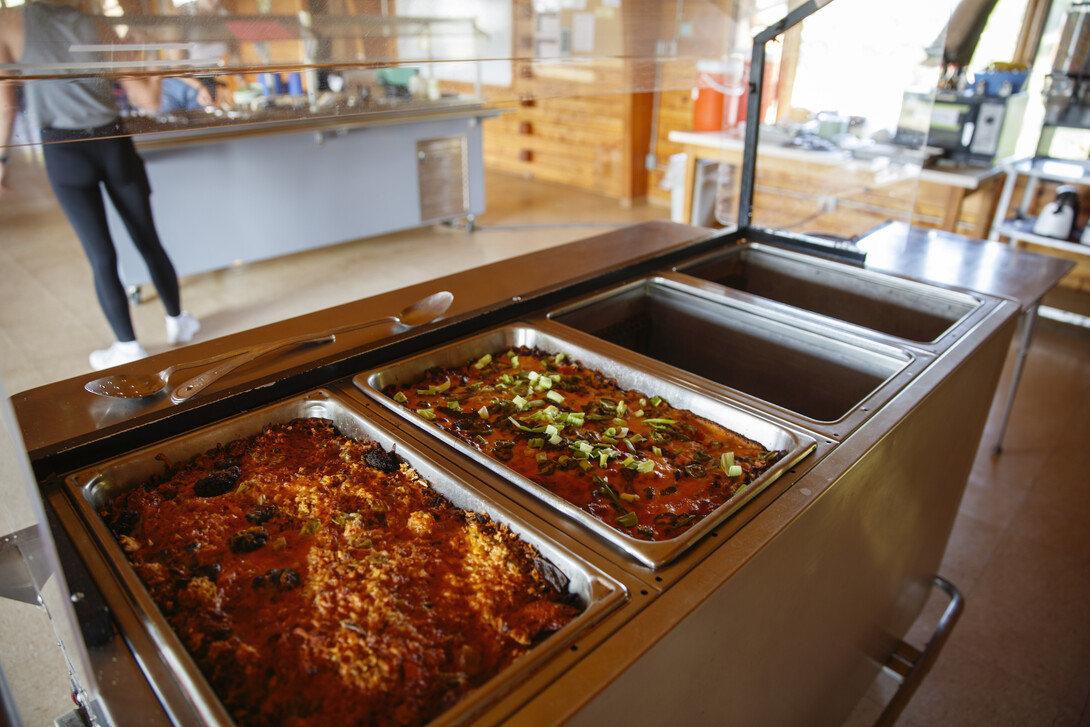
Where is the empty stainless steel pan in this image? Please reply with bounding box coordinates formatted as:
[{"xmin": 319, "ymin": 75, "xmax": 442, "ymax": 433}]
[{"xmin": 672, "ymin": 243, "xmax": 981, "ymax": 346}]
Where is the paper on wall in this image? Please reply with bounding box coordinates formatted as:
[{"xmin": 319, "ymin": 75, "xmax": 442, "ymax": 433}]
[{"xmin": 572, "ymin": 11, "xmax": 595, "ymax": 53}]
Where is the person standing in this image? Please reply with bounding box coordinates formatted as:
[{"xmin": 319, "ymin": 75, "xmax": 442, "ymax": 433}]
[{"xmin": 0, "ymin": 0, "xmax": 199, "ymax": 370}]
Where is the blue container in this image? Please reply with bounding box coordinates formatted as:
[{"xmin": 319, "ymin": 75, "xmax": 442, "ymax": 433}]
[
  {"xmin": 974, "ymin": 70, "xmax": 1029, "ymax": 96},
  {"xmin": 287, "ymin": 72, "xmax": 303, "ymax": 96},
  {"xmin": 259, "ymin": 73, "xmax": 277, "ymax": 96}
]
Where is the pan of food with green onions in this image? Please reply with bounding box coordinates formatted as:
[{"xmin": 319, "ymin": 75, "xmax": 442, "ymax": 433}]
[{"xmin": 355, "ymin": 324, "xmax": 817, "ymax": 569}]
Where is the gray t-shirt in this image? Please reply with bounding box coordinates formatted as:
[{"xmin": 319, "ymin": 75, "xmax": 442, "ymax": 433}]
[{"xmin": 21, "ymin": 2, "xmax": 119, "ymax": 131}]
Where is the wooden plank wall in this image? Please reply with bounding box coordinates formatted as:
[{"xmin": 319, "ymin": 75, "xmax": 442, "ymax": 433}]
[
  {"xmin": 469, "ymin": 0, "xmax": 730, "ymax": 206},
  {"xmin": 483, "ymin": 70, "xmax": 640, "ymax": 201}
]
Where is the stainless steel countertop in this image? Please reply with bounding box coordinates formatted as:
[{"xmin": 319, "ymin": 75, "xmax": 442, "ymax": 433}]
[{"xmin": 856, "ymin": 221, "xmax": 1075, "ymax": 311}]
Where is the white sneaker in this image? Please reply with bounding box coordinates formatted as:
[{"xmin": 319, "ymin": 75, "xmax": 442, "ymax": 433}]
[
  {"xmin": 89, "ymin": 340, "xmax": 147, "ymax": 371},
  {"xmin": 166, "ymin": 311, "xmax": 200, "ymax": 345}
]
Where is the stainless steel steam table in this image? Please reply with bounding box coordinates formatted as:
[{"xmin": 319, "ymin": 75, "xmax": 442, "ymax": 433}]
[{"xmin": 5, "ymin": 221, "xmax": 1021, "ymax": 727}]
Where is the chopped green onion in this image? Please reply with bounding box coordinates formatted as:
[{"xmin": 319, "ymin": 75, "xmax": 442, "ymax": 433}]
[
  {"xmin": 652, "ymin": 446, "xmax": 662, "ymax": 458},
  {"xmin": 508, "ymin": 416, "xmax": 546, "ymax": 433},
  {"xmin": 393, "ymin": 391, "xmax": 408, "ymax": 404},
  {"xmin": 417, "ymin": 378, "xmax": 451, "ymax": 396},
  {"xmin": 510, "ymin": 355, "xmax": 519, "ymax": 368},
  {"xmin": 637, "ymin": 460, "xmax": 656, "ymax": 474},
  {"xmin": 643, "ymin": 418, "xmax": 678, "ymax": 426},
  {"xmin": 577, "ymin": 441, "xmax": 594, "ymax": 454},
  {"xmin": 537, "ymin": 376, "xmax": 553, "ymax": 390},
  {"xmin": 527, "ymin": 370, "xmax": 540, "ymax": 382},
  {"xmin": 477, "ymin": 405, "xmax": 489, "ymax": 419},
  {"xmin": 528, "ymin": 438, "xmax": 544, "ymax": 449},
  {"xmin": 548, "ymin": 433, "xmax": 563, "ymax": 446},
  {"xmin": 473, "ymin": 353, "xmax": 492, "ymax": 370},
  {"xmin": 728, "ymin": 465, "xmax": 743, "ymax": 477},
  {"xmin": 417, "ymin": 408, "xmax": 437, "ymax": 420},
  {"xmin": 650, "ymin": 396, "xmax": 664, "ymax": 407},
  {"xmin": 546, "ymin": 390, "xmax": 565, "ymax": 404},
  {"xmin": 615, "ymin": 512, "xmax": 638, "ymax": 528},
  {"xmin": 555, "ymin": 352, "xmax": 567, "ymax": 363},
  {"xmin": 619, "ymin": 492, "xmax": 639, "ymax": 503},
  {"xmin": 616, "ymin": 400, "xmax": 627, "ymax": 416},
  {"xmin": 512, "ymin": 394, "xmax": 528, "ymax": 411},
  {"xmin": 445, "ymin": 400, "xmax": 461, "ymax": 411},
  {"xmin": 721, "ymin": 452, "xmax": 735, "ymax": 471}
]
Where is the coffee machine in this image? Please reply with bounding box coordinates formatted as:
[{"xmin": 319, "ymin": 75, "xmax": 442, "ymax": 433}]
[
  {"xmin": 896, "ymin": 89, "xmax": 1028, "ymax": 166},
  {"xmin": 1038, "ymin": 2, "xmax": 1090, "ymax": 160}
]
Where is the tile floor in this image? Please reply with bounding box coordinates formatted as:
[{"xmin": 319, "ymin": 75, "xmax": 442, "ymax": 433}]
[{"xmin": 1, "ymin": 148, "xmax": 1089, "ymax": 726}]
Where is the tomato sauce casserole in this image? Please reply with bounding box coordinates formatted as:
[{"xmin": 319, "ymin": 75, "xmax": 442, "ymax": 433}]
[
  {"xmin": 100, "ymin": 418, "xmax": 581, "ymax": 727},
  {"xmin": 384, "ymin": 346, "xmax": 784, "ymax": 541}
]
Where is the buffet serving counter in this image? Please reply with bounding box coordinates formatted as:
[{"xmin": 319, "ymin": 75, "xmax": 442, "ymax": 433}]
[
  {"xmin": 9, "ymin": 220, "xmax": 1019, "ymax": 727},
  {"xmin": 107, "ymin": 102, "xmax": 499, "ymax": 293}
]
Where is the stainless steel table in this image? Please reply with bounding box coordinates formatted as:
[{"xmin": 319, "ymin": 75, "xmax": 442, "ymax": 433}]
[{"xmin": 856, "ymin": 220, "xmax": 1075, "ymax": 453}]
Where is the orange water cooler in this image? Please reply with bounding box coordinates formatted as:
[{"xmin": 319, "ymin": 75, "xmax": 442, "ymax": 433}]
[{"xmin": 692, "ymin": 58, "xmax": 747, "ymax": 131}]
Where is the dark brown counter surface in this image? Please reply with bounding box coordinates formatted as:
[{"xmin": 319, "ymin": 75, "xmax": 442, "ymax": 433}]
[
  {"xmin": 15, "ymin": 218, "xmax": 1073, "ymax": 477},
  {"xmin": 12, "ymin": 221, "xmax": 715, "ymax": 476}
]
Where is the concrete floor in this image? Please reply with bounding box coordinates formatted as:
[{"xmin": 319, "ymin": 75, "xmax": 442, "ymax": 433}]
[{"xmin": 2, "ymin": 146, "xmax": 1089, "ymax": 726}]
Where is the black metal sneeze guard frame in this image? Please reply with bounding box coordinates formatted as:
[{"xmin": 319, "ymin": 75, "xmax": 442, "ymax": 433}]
[{"xmin": 737, "ymin": 0, "xmax": 867, "ymax": 266}]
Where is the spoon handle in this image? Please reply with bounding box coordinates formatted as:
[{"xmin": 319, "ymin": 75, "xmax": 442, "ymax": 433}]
[
  {"xmin": 322, "ymin": 315, "xmax": 399, "ymax": 337},
  {"xmin": 170, "ymin": 333, "xmax": 335, "ymax": 403}
]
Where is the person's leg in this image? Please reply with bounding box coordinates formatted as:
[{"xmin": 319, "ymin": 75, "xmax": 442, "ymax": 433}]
[
  {"xmin": 98, "ymin": 137, "xmax": 184, "ymax": 317},
  {"xmin": 98, "ymin": 137, "xmax": 200, "ymax": 345},
  {"xmin": 42, "ymin": 141, "xmax": 137, "ymax": 342}
]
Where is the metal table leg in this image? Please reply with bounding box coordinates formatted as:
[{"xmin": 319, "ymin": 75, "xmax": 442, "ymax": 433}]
[
  {"xmin": 993, "ymin": 303, "xmax": 1039, "ymax": 455},
  {"xmin": 874, "ymin": 576, "xmax": 964, "ymax": 727}
]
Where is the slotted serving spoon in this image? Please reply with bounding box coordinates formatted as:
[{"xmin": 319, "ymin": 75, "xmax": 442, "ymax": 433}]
[
  {"xmin": 83, "ymin": 291, "xmax": 454, "ymax": 400},
  {"xmin": 170, "ymin": 290, "xmax": 454, "ymax": 403}
]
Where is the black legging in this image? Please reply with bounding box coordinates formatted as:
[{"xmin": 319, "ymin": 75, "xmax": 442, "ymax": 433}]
[{"xmin": 42, "ymin": 134, "xmax": 181, "ymax": 342}]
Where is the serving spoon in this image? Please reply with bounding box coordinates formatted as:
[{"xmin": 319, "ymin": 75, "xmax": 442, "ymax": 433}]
[
  {"xmin": 170, "ymin": 290, "xmax": 455, "ymax": 403},
  {"xmin": 83, "ymin": 291, "xmax": 454, "ymax": 400}
]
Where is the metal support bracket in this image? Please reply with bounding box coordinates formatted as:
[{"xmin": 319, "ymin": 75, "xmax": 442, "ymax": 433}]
[
  {"xmin": 874, "ymin": 575, "xmax": 964, "ymax": 727},
  {"xmin": 0, "ymin": 527, "xmax": 43, "ymax": 606}
]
